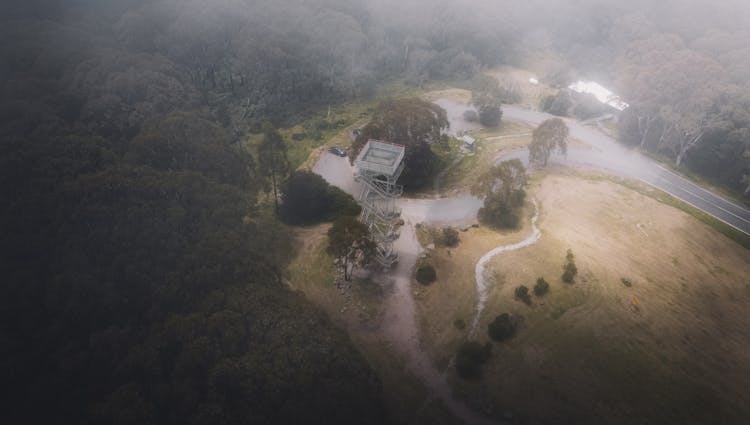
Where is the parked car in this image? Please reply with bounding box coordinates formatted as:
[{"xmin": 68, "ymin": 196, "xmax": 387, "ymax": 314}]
[{"xmin": 329, "ymin": 146, "xmax": 347, "ymax": 157}]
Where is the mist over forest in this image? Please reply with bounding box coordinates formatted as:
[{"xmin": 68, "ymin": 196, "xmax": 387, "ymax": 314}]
[{"xmin": 2, "ymin": 1, "xmax": 750, "ymax": 424}]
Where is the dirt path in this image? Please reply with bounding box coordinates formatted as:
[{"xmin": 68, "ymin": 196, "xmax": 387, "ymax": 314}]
[{"xmin": 379, "ymin": 217, "xmax": 496, "ymax": 425}]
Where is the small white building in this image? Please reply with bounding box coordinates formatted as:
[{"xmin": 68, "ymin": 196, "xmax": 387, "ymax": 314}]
[
  {"xmin": 460, "ymin": 135, "xmax": 476, "ymax": 151},
  {"xmin": 568, "ymin": 80, "xmax": 629, "ymax": 112}
]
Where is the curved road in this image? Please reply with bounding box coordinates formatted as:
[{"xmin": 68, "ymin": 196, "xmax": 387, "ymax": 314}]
[
  {"xmin": 497, "ymin": 103, "xmax": 750, "ymax": 236},
  {"xmin": 436, "ymin": 98, "xmax": 750, "ymax": 235}
]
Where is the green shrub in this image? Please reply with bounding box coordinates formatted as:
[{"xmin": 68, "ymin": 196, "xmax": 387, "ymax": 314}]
[
  {"xmin": 621, "ymin": 278, "xmax": 633, "ymax": 287},
  {"xmin": 455, "ymin": 341, "xmax": 492, "ymax": 379},
  {"xmin": 416, "ymin": 264, "xmax": 437, "ymax": 285},
  {"xmin": 441, "ymin": 227, "xmax": 460, "ymax": 247},
  {"xmin": 540, "ymin": 90, "xmax": 571, "ymax": 116},
  {"xmin": 453, "ymin": 319, "xmax": 466, "ymax": 330},
  {"xmin": 533, "ymin": 277, "xmax": 550, "ymax": 296},
  {"xmin": 514, "ymin": 285, "xmax": 531, "ymax": 304},
  {"xmin": 281, "ymin": 171, "xmax": 360, "ymax": 225},
  {"xmin": 488, "ymin": 313, "xmax": 516, "ymax": 342},
  {"xmin": 463, "ymin": 110, "xmax": 479, "ymax": 122},
  {"xmin": 561, "ymin": 249, "xmax": 578, "ymax": 283},
  {"xmin": 478, "ymin": 104, "xmax": 502, "ymax": 127},
  {"xmin": 325, "ymin": 186, "xmax": 362, "ymax": 220}
]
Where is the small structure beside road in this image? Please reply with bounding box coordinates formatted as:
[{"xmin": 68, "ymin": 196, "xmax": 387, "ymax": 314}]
[{"xmin": 460, "ymin": 134, "xmax": 476, "ymax": 152}]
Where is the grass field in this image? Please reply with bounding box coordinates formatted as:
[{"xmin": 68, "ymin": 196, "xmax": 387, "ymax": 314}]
[{"xmin": 412, "ymin": 174, "xmax": 750, "ymax": 425}]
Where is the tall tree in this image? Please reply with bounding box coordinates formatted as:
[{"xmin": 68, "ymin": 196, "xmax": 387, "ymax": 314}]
[
  {"xmin": 352, "ymin": 98, "xmax": 449, "ymax": 189},
  {"xmin": 529, "ymin": 118, "xmax": 569, "ymax": 167},
  {"xmin": 258, "ymin": 123, "xmax": 289, "ymax": 214},
  {"xmin": 327, "ymin": 216, "xmax": 376, "ymax": 281},
  {"xmin": 472, "ymin": 75, "xmax": 504, "ymax": 127},
  {"xmin": 473, "ymin": 159, "xmax": 528, "ymax": 228}
]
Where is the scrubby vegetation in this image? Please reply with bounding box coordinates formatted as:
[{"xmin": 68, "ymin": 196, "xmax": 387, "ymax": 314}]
[
  {"xmin": 441, "ymin": 227, "xmax": 461, "ymax": 247},
  {"xmin": 280, "ymin": 171, "xmax": 361, "ymax": 225},
  {"xmin": 515, "ymin": 285, "xmax": 532, "ymax": 304},
  {"xmin": 416, "ymin": 264, "xmax": 438, "ymax": 285},
  {"xmin": 533, "ymin": 277, "xmax": 550, "ymax": 295},
  {"xmin": 562, "ymin": 249, "xmax": 578, "ymax": 283},
  {"xmin": 455, "ymin": 341, "xmax": 493, "ymax": 380},
  {"xmin": 488, "ymin": 313, "xmax": 517, "ymax": 342},
  {"xmin": 454, "ymin": 319, "xmax": 467, "ymax": 330},
  {"xmin": 540, "ymin": 90, "xmax": 572, "ymax": 117}
]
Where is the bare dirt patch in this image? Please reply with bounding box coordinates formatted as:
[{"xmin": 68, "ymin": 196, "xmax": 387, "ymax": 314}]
[{"xmin": 415, "ymin": 175, "xmax": 750, "ymax": 425}]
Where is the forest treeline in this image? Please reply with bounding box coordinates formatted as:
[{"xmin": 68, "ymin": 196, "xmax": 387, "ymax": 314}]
[
  {"xmin": 0, "ymin": 1, "xmax": 520, "ymax": 423},
  {"xmin": 518, "ymin": 0, "xmax": 750, "ymax": 195},
  {"xmin": 1, "ymin": 0, "xmax": 750, "ymax": 424}
]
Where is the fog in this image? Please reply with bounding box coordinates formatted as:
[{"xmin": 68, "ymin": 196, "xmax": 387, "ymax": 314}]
[{"xmin": 2, "ymin": 1, "xmax": 750, "ymax": 425}]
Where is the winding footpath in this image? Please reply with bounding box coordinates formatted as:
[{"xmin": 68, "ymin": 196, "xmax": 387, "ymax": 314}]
[{"xmin": 470, "ymin": 200, "xmax": 541, "ymax": 336}]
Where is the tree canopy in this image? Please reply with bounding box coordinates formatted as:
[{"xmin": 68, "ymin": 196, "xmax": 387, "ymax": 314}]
[
  {"xmin": 351, "ymin": 98, "xmax": 449, "ymax": 189},
  {"xmin": 327, "ymin": 216, "xmax": 376, "ymax": 281},
  {"xmin": 472, "ymin": 75, "xmax": 505, "ymax": 127},
  {"xmin": 473, "ymin": 159, "xmax": 528, "ymax": 228},
  {"xmin": 280, "ymin": 170, "xmax": 361, "ymax": 225},
  {"xmin": 529, "ymin": 118, "xmax": 569, "ymax": 167},
  {"xmin": 258, "ymin": 123, "xmax": 289, "ymax": 213}
]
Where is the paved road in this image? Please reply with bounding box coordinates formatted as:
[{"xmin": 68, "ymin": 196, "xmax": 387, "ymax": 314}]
[
  {"xmin": 314, "ymin": 152, "xmax": 482, "ymax": 225},
  {"xmin": 439, "ymin": 99, "xmax": 750, "ymax": 236}
]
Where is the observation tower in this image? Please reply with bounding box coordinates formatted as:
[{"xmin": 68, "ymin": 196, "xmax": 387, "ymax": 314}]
[{"xmin": 354, "ymin": 140, "xmax": 405, "ymax": 269}]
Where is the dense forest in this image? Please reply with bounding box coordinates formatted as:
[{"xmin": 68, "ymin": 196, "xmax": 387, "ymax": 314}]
[{"xmin": 1, "ymin": 0, "xmax": 749, "ymax": 424}]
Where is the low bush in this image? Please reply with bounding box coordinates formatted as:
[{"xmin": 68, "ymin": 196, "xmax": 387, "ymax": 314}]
[
  {"xmin": 455, "ymin": 341, "xmax": 492, "ymax": 379},
  {"xmin": 416, "ymin": 264, "xmax": 437, "ymax": 285},
  {"xmin": 533, "ymin": 277, "xmax": 550, "ymax": 296},
  {"xmin": 488, "ymin": 313, "xmax": 516, "ymax": 342},
  {"xmin": 325, "ymin": 186, "xmax": 362, "ymax": 220},
  {"xmin": 463, "ymin": 110, "xmax": 479, "ymax": 122},
  {"xmin": 621, "ymin": 278, "xmax": 633, "ymax": 287},
  {"xmin": 515, "ymin": 285, "xmax": 531, "ymax": 304},
  {"xmin": 561, "ymin": 249, "xmax": 578, "ymax": 283},
  {"xmin": 453, "ymin": 319, "xmax": 466, "ymax": 330},
  {"xmin": 478, "ymin": 104, "xmax": 502, "ymax": 127},
  {"xmin": 441, "ymin": 227, "xmax": 460, "ymax": 247},
  {"xmin": 540, "ymin": 90, "xmax": 572, "ymax": 117},
  {"xmin": 280, "ymin": 171, "xmax": 360, "ymax": 225}
]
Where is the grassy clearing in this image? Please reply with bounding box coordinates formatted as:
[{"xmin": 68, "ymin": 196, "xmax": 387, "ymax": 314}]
[
  {"xmin": 411, "ymin": 200, "xmax": 539, "ymax": 368},
  {"xmin": 581, "ymin": 173, "xmax": 750, "ymax": 250},
  {"xmin": 414, "ymin": 174, "xmax": 750, "ymax": 424}
]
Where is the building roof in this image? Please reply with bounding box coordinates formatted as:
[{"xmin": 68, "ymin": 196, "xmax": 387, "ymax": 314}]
[
  {"xmin": 460, "ymin": 135, "xmax": 476, "ymax": 146},
  {"xmin": 355, "ymin": 139, "xmax": 406, "ymax": 177},
  {"xmin": 568, "ymin": 80, "xmax": 630, "ymax": 111}
]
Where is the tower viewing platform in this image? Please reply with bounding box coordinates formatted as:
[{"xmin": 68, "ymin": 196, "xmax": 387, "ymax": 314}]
[{"xmin": 354, "ymin": 140, "xmax": 405, "ymax": 269}]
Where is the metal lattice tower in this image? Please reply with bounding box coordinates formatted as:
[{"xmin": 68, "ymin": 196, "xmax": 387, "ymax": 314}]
[{"xmin": 354, "ymin": 140, "xmax": 405, "ymax": 269}]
